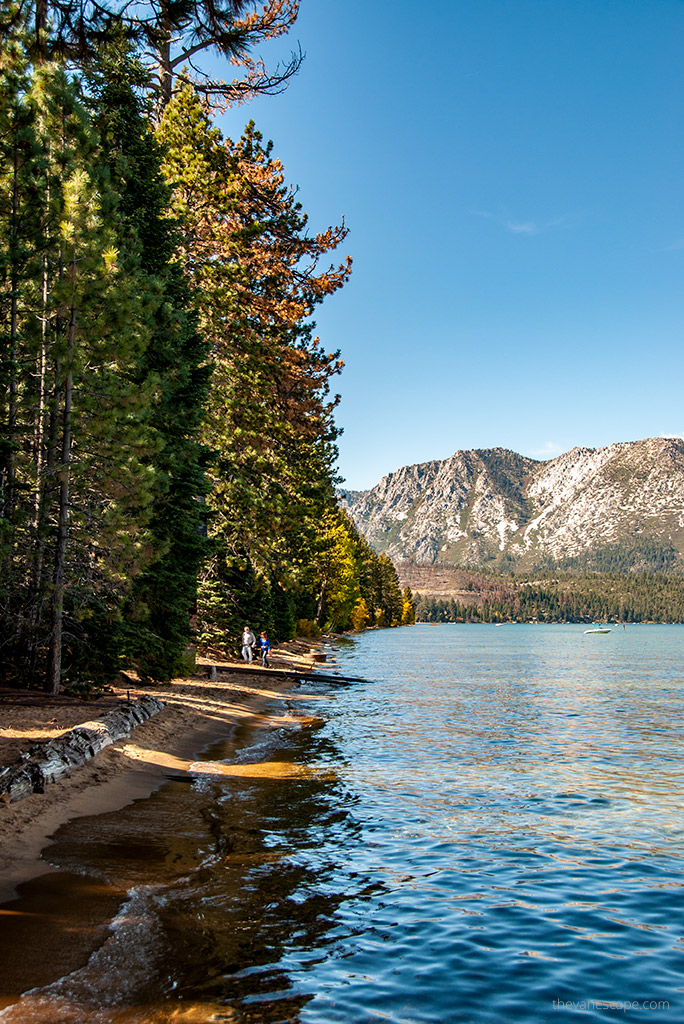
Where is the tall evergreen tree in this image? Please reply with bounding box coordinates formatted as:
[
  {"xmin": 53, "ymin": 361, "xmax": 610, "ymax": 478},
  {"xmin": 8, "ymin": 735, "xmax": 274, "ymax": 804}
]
[
  {"xmin": 27, "ymin": 64, "xmax": 161, "ymax": 692},
  {"xmin": 157, "ymin": 85, "xmax": 350, "ymax": 651},
  {"xmin": 84, "ymin": 43, "xmax": 211, "ymax": 681},
  {"xmin": 0, "ymin": 30, "xmax": 35, "ymax": 589},
  {"xmin": 0, "ymin": 52, "xmax": 205, "ymax": 690}
]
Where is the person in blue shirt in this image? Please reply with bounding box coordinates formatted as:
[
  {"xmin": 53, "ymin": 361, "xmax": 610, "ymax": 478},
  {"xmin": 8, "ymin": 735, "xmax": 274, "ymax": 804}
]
[{"xmin": 258, "ymin": 631, "xmax": 271, "ymax": 667}]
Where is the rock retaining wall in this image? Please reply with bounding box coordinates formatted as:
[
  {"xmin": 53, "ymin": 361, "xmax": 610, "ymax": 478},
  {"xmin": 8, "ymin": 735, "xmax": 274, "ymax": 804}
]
[{"xmin": 0, "ymin": 695, "xmax": 164, "ymax": 803}]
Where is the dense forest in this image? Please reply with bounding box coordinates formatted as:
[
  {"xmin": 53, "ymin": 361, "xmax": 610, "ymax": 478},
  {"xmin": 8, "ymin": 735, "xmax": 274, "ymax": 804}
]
[
  {"xmin": 415, "ymin": 571, "xmax": 684, "ymax": 624},
  {"xmin": 0, "ymin": 0, "xmax": 411, "ymax": 692}
]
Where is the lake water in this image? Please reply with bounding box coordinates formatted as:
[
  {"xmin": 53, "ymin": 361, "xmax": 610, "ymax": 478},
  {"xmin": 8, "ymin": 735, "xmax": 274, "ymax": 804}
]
[{"xmin": 1, "ymin": 624, "xmax": 684, "ymax": 1023}]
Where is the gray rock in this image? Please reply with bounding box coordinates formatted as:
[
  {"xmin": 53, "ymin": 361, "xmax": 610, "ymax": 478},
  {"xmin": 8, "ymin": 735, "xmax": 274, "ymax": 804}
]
[{"xmin": 343, "ymin": 437, "xmax": 684, "ymax": 572}]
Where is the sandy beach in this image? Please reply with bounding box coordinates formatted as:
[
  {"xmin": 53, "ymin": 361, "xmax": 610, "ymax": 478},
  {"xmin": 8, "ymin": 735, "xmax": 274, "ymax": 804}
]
[{"xmin": 0, "ymin": 641, "xmax": 329, "ymax": 904}]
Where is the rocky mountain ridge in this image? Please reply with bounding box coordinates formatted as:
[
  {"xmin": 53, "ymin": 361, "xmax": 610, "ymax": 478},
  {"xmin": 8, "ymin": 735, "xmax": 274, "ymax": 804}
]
[{"xmin": 343, "ymin": 437, "xmax": 684, "ymax": 572}]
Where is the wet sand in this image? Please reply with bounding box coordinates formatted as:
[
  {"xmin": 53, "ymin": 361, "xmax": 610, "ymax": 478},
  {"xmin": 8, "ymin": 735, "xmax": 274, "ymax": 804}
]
[{"xmin": 0, "ymin": 646, "xmax": 327, "ymax": 904}]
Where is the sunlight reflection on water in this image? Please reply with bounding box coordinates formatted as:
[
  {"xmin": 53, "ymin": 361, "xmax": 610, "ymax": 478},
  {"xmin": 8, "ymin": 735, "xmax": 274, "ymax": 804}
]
[
  {"xmin": 293, "ymin": 625, "xmax": 684, "ymax": 1022},
  {"xmin": 2, "ymin": 624, "xmax": 684, "ymax": 1024}
]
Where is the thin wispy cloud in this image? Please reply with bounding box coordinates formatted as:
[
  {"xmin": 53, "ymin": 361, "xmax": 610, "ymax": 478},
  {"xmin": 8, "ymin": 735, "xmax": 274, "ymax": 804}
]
[
  {"xmin": 471, "ymin": 209, "xmax": 569, "ymax": 236},
  {"xmin": 506, "ymin": 220, "xmax": 541, "ymax": 235},
  {"xmin": 527, "ymin": 441, "xmax": 565, "ymax": 460}
]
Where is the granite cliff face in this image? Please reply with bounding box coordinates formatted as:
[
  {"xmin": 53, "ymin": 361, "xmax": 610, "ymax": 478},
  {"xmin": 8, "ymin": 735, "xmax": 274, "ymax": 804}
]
[{"xmin": 343, "ymin": 438, "xmax": 684, "ymax": 571}]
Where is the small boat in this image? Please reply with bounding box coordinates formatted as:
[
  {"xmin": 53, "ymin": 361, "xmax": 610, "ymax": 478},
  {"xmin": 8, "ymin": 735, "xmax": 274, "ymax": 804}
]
[{"xmin": 584, "ymin": 627, "xmax": 611, "ymax": 634}]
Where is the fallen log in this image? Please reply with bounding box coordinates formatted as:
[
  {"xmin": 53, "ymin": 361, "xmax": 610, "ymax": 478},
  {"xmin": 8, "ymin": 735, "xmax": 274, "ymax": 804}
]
[
  {"xmin": 0, "ymin": 694, "xmax": 164, "ymax": 804},
  {"xmin": 201, "ymin": 662, "xmax": 368, "ymax": 685}
]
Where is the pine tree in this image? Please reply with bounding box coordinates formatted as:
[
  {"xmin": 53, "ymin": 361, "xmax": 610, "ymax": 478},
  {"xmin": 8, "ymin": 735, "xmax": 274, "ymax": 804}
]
[
  {"xmin": 0, "ymin": 30, "xmax": 38, "ymax": 621},
  {"xmin": 2, "ymin": 0, "xmax": 302, "ymax": 114},
  {"xmin": 32, "ymin": 65, "xmax": 161, "ymax": 692},
  {"xmin": 84, "ymin": 43, "xmax": 211, "ymax": 681},
  {"xmin": 0, "ymin": 56, "xmax": 188, "ymax": 690},
  {"xmin": 157, "ymin": 86, "xmax": 350, "ymax": 651}
]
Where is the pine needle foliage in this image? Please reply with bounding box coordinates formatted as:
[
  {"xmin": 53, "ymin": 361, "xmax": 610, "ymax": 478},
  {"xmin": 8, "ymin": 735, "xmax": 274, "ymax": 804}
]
[
  {"xmin": 2, "ymin": 0, "xmax": 302, "ymax": 113},
  {"xmin": 0, "ymin": 10, "xmax": 410, "ymax": 689},
  {"xmin": 82, "ymin": 42, "xmax": 211, "ymax": 683},
  {"xmin": 157, "ymin": 84, "xmax": 353, "ymax": 652},
  {"xmin": 0, "ymin": 41, "xmax": 210, "ymax": 689}
]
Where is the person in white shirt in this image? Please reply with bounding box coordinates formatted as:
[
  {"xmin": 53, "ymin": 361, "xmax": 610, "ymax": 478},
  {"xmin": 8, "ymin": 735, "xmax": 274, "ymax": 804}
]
[{"xmin": 241, "ymin": 626, "xmax": 256, "ymax": 663}]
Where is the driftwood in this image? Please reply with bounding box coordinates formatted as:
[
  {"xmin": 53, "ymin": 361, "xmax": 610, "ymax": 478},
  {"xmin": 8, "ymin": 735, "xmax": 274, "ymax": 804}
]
[
  {"xmin": 201, "ymin": 662, "xmax": 367, "ymax": 685},
  {"xmin": 0, "ymin": 695, "xmax": 164, "ymax": 804}
]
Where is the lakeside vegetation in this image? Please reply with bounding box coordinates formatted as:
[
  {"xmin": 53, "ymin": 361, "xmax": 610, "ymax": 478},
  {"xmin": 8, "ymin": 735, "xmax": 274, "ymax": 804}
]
[
  {"xmin": 0, "ymin": 2, "xmax": 413, "ymax": 693},
  {"xmin": 414, "ymin": 571, "xmax": 684, "ymax": 624}
]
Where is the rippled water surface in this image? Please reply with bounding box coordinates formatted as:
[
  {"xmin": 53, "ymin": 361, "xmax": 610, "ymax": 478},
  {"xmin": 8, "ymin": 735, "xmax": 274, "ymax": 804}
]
[{"xmin": 2, "ymin": 624, "xmax": 684, "ymax": 1023}]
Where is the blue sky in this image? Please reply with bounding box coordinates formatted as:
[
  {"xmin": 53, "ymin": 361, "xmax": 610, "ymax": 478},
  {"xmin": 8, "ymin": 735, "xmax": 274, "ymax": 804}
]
[{"xmin": 219, "ymin": 0, "xmax": 684, "ymax": 490}]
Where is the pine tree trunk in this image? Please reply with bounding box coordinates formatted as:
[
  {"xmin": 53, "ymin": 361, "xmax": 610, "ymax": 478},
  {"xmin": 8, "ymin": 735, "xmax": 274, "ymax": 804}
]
[
  {"xmin": 27, "ymin": 251, "xmax": 53, "ymax": 686},
  {"xmin": 156, "ymin": 4, "xmax": 174, "ymax": 119},
  {"xmin": 34, "ymin": 0, "xmax": 48, "ymax": 59},
  {"xmin": 5, "ymin": 126, "xmax": 21, "ymax": 534},
  {"xmin": 316, "ymin": 578, "xmax": 327, "ymax": 625},
  {"xmin": 33, "ymin": 247, "xmax": 50, "ymax": 524},
  {"xmin": 45, "ymin": 265, "xmax": 76, "ymax": 694}
]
